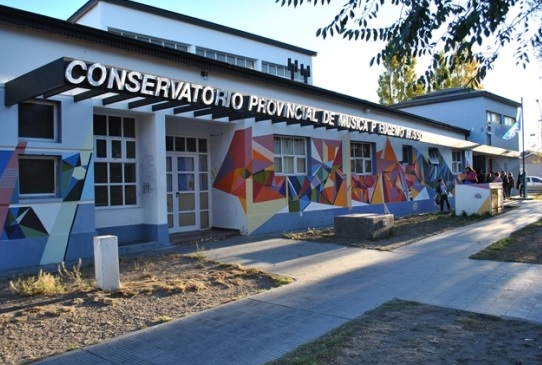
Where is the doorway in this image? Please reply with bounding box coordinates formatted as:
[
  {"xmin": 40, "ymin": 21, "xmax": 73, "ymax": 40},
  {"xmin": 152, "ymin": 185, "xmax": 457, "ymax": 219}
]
[{"xmin": 166, "ymin": 136, "xmax": 210, "ymax": 233}]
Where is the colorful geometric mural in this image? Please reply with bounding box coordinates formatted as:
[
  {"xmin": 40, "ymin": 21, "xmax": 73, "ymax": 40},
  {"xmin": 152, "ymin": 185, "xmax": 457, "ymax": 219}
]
[
  {"xmin": 252, "ymin": 134, "xmax": 285, "ymax": 203},
  {"xmin": 0, "ymin": 142, "xmax": 27, "ymax": 240},
  {"xmin": 309, "ymin": 138, "xmax": 346, "ymax": 207},
  {"xmin": 213, "ymin": 132, "xmax": 348, "ymax": 214},
  {"xmin": 1, "ymin": 149, "xmax": 93, "ymax": 267},
  {"xmin": 351, "ymin": 139, "xmax": 456, "ymax": 205},
  {"xmin": 62, "ymin": 152, "xmax": 92, "ymax": 201},
  {"xmin": 3, "ymin": 207, "xmax": 48, "ymax": 239},
  {"xmin": 213, "ymin": 128, "xmax": 253, "ymax": 212},
  {"xmin": 212, "ymin": 127, "xmax": 459, "ymax": 234}
]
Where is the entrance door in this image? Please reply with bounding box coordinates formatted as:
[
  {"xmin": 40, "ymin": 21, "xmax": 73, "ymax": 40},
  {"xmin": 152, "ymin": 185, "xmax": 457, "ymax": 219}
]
[{"xmin": 166, "ymin": 136, "xmax": 209, "ymax": 233}]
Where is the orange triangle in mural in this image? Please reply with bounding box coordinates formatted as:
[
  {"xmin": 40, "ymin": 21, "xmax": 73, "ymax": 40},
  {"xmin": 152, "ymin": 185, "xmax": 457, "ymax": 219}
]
[
  {"xmin": 371, "ymin": 177, "xmax": 385, "ymax": 204},
  {"xmin": 383, "ymin": 139, "xmax": 398, "ymax": 161},
  {"xmin": 334, "ymin": 181, "xmax": 348, "ymax": 207},
  {"xmin": 213, "ymin": 171, "xmax": 236, "ymax": 193},
  {"xmin": 253, "ymin": 182, "xmax": 285, "ymax": 202}
]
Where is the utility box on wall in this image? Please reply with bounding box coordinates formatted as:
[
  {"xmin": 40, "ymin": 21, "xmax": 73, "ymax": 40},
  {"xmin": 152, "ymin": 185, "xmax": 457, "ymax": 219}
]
[{"xmin": 455, "ymin": 183, "xmax": 503, "ymax": 216}]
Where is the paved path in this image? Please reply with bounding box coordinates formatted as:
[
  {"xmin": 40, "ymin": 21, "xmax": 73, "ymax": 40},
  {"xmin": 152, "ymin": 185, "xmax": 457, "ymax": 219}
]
[{"xmin": 34, "ymin": 200, "xmax": 542, "ymax": 364}]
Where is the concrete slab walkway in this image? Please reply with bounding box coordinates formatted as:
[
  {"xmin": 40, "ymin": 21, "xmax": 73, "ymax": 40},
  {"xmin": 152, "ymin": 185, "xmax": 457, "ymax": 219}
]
[{"xmin": 33, "ymin": 200, "xmax": 542, "ymax": 365}]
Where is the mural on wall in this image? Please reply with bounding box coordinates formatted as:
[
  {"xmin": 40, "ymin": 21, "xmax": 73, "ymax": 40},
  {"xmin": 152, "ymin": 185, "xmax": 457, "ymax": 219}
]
[
  {"xmin": 352, "ymin": 139, "xmax": 455, "ymax": 205},
  {"xmin": 214, "ymin": 128, "xmax": 456, "ymax": 232},
  {"xmin": 0, "ymin": 142, "xmax": 28, "ymax": 240},
  {"xmin": 0, "ymin": 146, "xmax": 93, "ymax": 267},
  {"xmin": 214, "ymin": 129, "xmax": 348, "ymax": 213}
]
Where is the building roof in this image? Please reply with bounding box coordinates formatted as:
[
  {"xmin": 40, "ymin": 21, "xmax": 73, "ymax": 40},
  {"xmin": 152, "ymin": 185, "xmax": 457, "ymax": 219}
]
[
  {"xmin": 392, "ymin": 87, "xmax": 521, "ymax": 109},
  {"xmin": 0, "ymin": 3, "xmax": 470, "ymax": 137},
  {"xmin": 68, "ymin": 0, "xmax": 318, "ymax": 57}
]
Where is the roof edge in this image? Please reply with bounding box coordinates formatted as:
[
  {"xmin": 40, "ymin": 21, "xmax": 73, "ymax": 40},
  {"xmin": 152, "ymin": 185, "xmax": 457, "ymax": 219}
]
[
  {"xmin": 0, "ymin": 4, "xmax": 469, "ymax": 137},
  {"xmin": 392, "ymin": 88, "xmax": 521, "ymax": 109},
  {"xmin": 68, "ymin": 0, "xmax": 318, "ymax": 57}
]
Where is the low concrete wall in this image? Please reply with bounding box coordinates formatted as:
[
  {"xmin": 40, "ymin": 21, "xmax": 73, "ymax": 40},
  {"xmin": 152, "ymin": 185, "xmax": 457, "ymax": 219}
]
[
  {"xmin": 334, "ymin": 213, "xmax": 394, "ymax": 239},
  {"xmin": 455, "ymin": 183, "xmax": 503, "ymax": 216}
]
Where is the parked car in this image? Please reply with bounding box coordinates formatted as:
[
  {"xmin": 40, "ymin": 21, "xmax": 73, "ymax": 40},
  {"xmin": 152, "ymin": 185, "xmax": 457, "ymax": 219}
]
[{"xmin": 526, "ymin": 176, "xmax": 542, "ymax": 193}]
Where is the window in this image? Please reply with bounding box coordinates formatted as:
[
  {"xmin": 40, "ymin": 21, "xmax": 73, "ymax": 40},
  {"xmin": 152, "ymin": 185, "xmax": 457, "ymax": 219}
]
[
  {"xmin": 19, "ymin": 100, "xmax": 58, "ymax": 140},
  {"xmin": 452, "ymin": 150, "xmax": 463, "ymax": 173},
  {"xmin": 274, "ymin": 136, "xmax": 307, "ymax": 175},
  {"xmin": 19, "ymin": 156, "xmax": 58, "ymax": 198},
  {"xmin": 486, "ymin": 111, "xmax": 502, "ymax": 124},
  {"xmin": 108, "ymin": 28, "xmax": 189, "ymax": 52},
  {"xmin": 350, "ymin": 142, "xmax": 374, "ymax": 174},
  {"xmin": 503, "ymin": 115, "xmax": 515, "ymax": 126},
  {"xmin": 94, "ymin": 114, "xmax": 137, "ymax": 207},
  {"xmin": 196, "ymin": 47, "xmax": 255, "ymax": 69},
  {"xmin": 402, "ymin": 145, "xmax": 413, "ymax": 165},
  {"xmin": 165, "ymin": 136, "xmax": 207, "ymax": 153},
  {"xmin": 428, "ymin": 148, "xmax": 440, "ymax": 165},
  {"xmin": 262, "ymin": 61, "xmax": 304, "ymax": 82}
]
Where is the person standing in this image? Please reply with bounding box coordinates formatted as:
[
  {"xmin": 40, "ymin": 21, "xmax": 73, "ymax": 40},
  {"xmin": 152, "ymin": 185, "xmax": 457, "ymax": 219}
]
[
  {"xmin": 507, "ymin": 172, "xmax": 515, "ymax": 198},
  {"xmin": 501, "ymin": 171, "xmax": 509, "ymax": 199},
  {"xmin": 436, "ymin": 178, "xmax": 451, "ymax": 212},
  {"xmin": 476, "ymin": 168, "xmax": 486, "ymax": 183},
  {"xmin": 463, "ymin": 167, "xmax": 478, "ymax": 184},
  {"xmin": 517, "ymin": 171, "xmax": 526, "ymax": 197}
]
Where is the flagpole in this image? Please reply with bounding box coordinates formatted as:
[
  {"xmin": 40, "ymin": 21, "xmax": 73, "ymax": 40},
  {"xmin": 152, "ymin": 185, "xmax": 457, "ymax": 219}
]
[{"xmin": 521, "ymin": 97, "xmax": 527, "ymax": 198}]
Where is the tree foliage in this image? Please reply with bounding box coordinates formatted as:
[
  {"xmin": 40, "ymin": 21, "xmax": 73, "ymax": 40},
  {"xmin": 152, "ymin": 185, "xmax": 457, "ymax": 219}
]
[
  {"xmin": 429, "ymin": 50, "xmax": 483, "ymax": 91},
  {"xmin": 377, "ymin": 48, "xmax": 483, "ymax": 105},
  {"xmin": 276, "ymin": 0, "xmax": 542, "ymax": 87},
  {"xmin": 377, "ymin": 55, "xmax": 424, "ymax": 105}
]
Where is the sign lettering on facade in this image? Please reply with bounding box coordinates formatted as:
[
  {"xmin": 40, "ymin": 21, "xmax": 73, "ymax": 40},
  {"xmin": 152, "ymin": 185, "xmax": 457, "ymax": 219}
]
[{"xmin": 65, "ymin": 59, "xmax": 422, "ymax": 140}]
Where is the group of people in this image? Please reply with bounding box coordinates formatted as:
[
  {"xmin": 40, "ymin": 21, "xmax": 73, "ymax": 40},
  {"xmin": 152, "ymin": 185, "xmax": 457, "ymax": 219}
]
[
  {"xmin": 436, "ymin": 167, "xmax": 527, "ymax": 213},
  {"xmin": 462, "ymin": 167, "xmax": 520, "ymax": 199}
]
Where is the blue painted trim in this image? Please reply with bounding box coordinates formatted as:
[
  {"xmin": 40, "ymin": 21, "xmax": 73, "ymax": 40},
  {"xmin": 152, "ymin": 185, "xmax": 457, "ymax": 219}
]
[
  {"xmin": 0, "ymin": 237, "xmax": 48, "ymax": 271},
  {"xmin": 96, "ymin": 223, "xmax": 169, "ymax": 246}
]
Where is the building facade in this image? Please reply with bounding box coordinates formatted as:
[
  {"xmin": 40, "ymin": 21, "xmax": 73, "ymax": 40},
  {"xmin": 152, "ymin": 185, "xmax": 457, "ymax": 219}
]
[
  {"xmin": 0, "ymin": 1, "xmax": 521, "ymax": 271},
  {"xmin": 393, "ymin": 88, "xmax": 521, "ymax": 174}
]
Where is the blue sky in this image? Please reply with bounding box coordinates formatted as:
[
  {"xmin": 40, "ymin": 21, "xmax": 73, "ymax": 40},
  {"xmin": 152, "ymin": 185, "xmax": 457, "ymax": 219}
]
[{"xmin": 1, "ymin": 0, "xmax": 541, "ymax": 147}]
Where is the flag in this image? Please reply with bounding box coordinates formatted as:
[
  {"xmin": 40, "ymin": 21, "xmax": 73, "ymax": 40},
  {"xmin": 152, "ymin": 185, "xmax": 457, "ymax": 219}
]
[{"xmin": 502, "ymin": 108, "xmax": 521, "ymax": 140}]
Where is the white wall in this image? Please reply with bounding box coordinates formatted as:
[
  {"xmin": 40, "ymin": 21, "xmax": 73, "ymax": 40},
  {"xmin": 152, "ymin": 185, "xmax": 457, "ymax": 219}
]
[{"xmin": 75, "ymin": 2, "xmax": 314, "ymax": 75}]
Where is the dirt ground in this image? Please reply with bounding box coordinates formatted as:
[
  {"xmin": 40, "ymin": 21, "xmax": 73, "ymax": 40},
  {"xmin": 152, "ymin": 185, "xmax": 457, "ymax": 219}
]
[
  {"xmin": 0, "ymin": 253, "xmax": 286, "ymax": 365},
  {"xmin": 272, "ymin": 298, "xmax": 542, "ymax": 365},
  {"xmin": 1, "ymin": 208, "xmax": 542, "ymax": 365}
]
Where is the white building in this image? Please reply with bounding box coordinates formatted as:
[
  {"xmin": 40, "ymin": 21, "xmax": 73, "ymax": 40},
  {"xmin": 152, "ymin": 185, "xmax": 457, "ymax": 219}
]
[{"xmin": 0, "ymin": 0, "xmax": 520, "ymax": 271}]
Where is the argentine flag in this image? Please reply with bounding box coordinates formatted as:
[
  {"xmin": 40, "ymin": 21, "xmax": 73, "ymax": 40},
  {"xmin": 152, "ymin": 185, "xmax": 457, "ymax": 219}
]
[{"xmin": 502, "ymin": 108, "xmax": 521, "ymax": 140}]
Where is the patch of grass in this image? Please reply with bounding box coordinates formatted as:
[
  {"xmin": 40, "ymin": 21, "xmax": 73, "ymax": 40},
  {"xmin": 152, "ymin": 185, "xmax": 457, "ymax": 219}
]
[
  {"xmin": 269, "ymin": 274, "xmax": 295, "ymax": 287},
  {"xmin": 9, "ymin": 270, "xmax": 66, "ymax": 296},
  {"xmin": 58, "ymin": 259, "xmax": 92, "ymax": 291},
  {"xmin": 282, "ymin": 212, "xmax": 490, "ymax": 244},
  {"xmin": 470, "ymin": 218, "xmax": 542, "ymax": 263},
  {"xmin": 267, "ymin": 320, "xmax": 359, "ymax": 365},
  {"xmin": 66, "ymin": 344, "xmax": 80, "ymax": 352},
  {"xmin": 217, "ymin": 262, "xmax": 294, "ymax": 287},
  {"xmin": 9, "ymin": 259, "xmax": 93, "ymax": 297},
  {"xmin": 155, "ymin": 315, "xmax": 173, "ymax": 323},
  {"xmin": 283, "ymin": 227, "xmax": 334, "ymax": 240},
  {"xmin": 265, "ymin": 300, "xmax": 410, "ymax": 365},
  {"xmin": 470, "ymin": 238, "xmax": 511, "ymax": 260}
]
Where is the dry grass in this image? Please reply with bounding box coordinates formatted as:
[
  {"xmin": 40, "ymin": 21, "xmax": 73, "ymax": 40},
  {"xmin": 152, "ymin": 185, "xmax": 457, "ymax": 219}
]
[{"xmin": 9, "ymin": 270, "xmax": 65, "ymax": 296}]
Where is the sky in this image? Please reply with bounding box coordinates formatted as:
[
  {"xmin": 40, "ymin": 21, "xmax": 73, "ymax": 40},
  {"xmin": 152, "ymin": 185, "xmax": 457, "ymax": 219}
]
[{"xmin": 2, "ymin": 0, "xmax": 542, "ymax": 149}]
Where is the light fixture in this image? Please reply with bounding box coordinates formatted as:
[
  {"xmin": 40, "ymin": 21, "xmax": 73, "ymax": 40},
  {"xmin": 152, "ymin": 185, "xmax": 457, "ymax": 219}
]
[{"xmin": 200, "ymin": 71, "xmax": 208, "ymax": 80}]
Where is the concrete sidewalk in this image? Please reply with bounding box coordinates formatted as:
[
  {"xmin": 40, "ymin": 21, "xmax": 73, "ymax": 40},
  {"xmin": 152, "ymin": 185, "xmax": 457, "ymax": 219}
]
[{"xmin": 34, "ymin": 200, "xmax": 542, "ymax": 365}]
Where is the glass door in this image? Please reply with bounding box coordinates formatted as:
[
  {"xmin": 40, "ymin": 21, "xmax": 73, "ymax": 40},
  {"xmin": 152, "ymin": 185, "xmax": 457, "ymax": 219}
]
[{"xmin": 166, "ymin": 136, "xmax": 209, "ymax": 233}]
